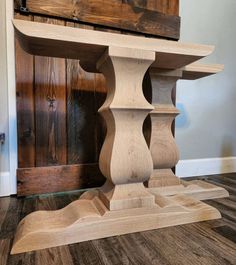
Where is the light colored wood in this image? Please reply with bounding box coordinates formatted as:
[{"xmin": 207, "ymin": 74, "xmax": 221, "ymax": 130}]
[
  {"xmin": 96, "ymin": 46, "xmax": 155, "ymax": 210},
  {"xmin": 13, "ymin": 19, "xmax": 214, "ymax": 72},
  {"xmin": 147, "ymin": 69, "xmax": 182, "ymax": 188},
  {"xmin": 11, "ymin": 190, "xmax": 221, "ymax": 254},
  {"xmin": 12, "ymin": 19, "xmax": 225, "ymax": 255},
  {"xmin": 149, "ymin": 180, "xmax": 229, "ymax": 200},
  {"xmin": 182, "ymin": 63, "xmax": 224, "ymax": 80},
  {"xmin": 147, "ymin": 65, "xmax": 228, "ymax": 200}
]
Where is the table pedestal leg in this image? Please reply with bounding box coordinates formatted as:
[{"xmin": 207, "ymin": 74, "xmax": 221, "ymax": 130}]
[
  {"xmin": 147, "ymin": 69, "xmax": 182, "ymax": 188},
  {"xmin": 11, "ymin": 49, "xmax": 221, "ymax": 255},
  {"xmin": 147, "ymin": 69, "xmax": 229, "ymax": 200},
  {"xmin": 96, "ymin": 46, "xmax": 155, "ymax": 211}
]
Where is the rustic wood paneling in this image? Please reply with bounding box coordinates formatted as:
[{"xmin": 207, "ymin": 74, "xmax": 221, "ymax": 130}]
[
  {"xmin": 15, "ymin": 13, "xmax": 35, "ymax": 168},
  {"xmin": 34, "ymin": 16, "xmax": 67, "ymax": 166},
  {"xmin": 147, "ymin": 0, "xmax": 179, "ymax": 15},
  {"xmin": 66, "ymin": 22, "xmax": 97, "ymax": 164},
  {"xmin": 17, "ymin": 164, "xmax": 105, "ymax": 196},
  {"xmin": 14, "ymin": 0, "xmax": 180, "ymax": 39},
  {"xmin": 14, "ymin": 0, "xmax": 179, "ymax": 195}
]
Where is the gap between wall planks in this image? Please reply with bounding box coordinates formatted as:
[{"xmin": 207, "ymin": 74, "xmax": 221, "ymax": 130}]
[
  {"xmin": 15, "ymin": 0, "xmax": 179, "ymax": 196},
  {"xmin": 14, "ymin": 0, "xmax": 180, "ymax": 39}
]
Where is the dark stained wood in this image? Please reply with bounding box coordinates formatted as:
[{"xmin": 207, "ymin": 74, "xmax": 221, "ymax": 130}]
[
  {"xmin": 213, "ymin": 225, "xmax": 236, "ymax": 244},
  {"xmin": 15, "ymin": 13, "xmax": 35, "ymax": 168},
  {"xmin": 14, "ymin": 0, "xmax": 179, "ymax": 195},
  {"xmin": 66, "ymin": 22, "xmax": 97, "ymax": 164},
  {"xmin": 1, "ymin": 173, "xmax": 236, "ymax": 264},
  {"xmin": 17, "ymin": 164, "xmax": 105, "ymax": 196},
  {"xmin": 14, "ymin": 0, "xmax": 180, "ymax": 40},
  {"xmin": 34, "ymin": 17, "xmax": 67, "ymax": 166},
  {"xmin": 147, "ymin": 0, "xmax": 179, "ymax": 15},
  {"xmin": 35, "ymin": 246, "xmax": 74, "ymax": 265}
]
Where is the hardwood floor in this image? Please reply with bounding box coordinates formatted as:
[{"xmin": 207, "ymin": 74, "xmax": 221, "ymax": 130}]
[{"xmin": 0, "ymin": 173, "xmax": 235, "ymax": 265}]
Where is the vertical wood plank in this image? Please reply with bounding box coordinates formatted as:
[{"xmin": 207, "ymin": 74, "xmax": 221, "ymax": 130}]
[
  {"xmin": 15, "ymin": 13, "xmax": 35, "ymax": 168},
  {"xmin": 34, "ymin": 16, "xmax": 67, "ymax": 166},
  {"xmin": 147, "ymin": 0, "xmax": 179, "ymax": 15},
  {"xmin": 66, "ymin": 22, "xmax": 97, "ymax": 164}
]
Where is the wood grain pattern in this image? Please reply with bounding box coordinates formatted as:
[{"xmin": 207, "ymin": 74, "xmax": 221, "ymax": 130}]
[
  {"xmin": 11, "ymin": 39, "xmax": 223, "ymax": 253},
  {"xmin": 14, "ymin": 0, "xmax": 179, "ymax": 16},
  {"xmin": 147, "ymin": 0, "xmax": 179, "ymax": 15},
  {"xmin": 11, "ymin": 190, "xmax": 220, "ymax": 254},
  {"xmin": 13, "ymin": 19, "xmax": 214, "ymax": 73},
  {"xmin": 14, "ymin": 0, "xmax": 179, "ymax": 196},
  {"xmin": 97, "ymin": 46, "xmax": 155, "ymax": 210},
  {"xmin": 34, "ymin": 17, "xmax": 67, "ymax": 166},
  {"xmin": 15, "ymin": 14, "xmax": 35, "ymax": 168},
  {"xmin": 17, "ymin": 164, "xmax": 105, "ymax": 196},
  {"xmin": 147, "ymin": 65, "xmax": 224, "ymax": 192},
  {"xmin": 14, "ymin": 0, "xmax": 180, "ymax": 39},
  {"xmin": 0, "ymin": 239, "xmax": 12, "ymax": 265},
  {"xmin": 147, "ymin": 69, "xmax": 182, "ymax": 188},
  {"xmin": 1, "ymin": 174, "xmax": 236, "ymax": 264},
  {"xmin": 182, "ymin": 63, "xmax": 224, "ymax": 80},
  {"xmin": 66, "ymin": 22, "xmax": 97, "ymax": 164}
]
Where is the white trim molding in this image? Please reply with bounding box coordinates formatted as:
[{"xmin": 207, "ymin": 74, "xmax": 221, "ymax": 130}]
[
  {"xmin": 0, "ymin": 171, "xmax": 11, "ymax": 197},
  {"xmin": 6, "ymin": 0, "xmax": 17, "ymax": 195},
  {"xmin": 176, "ymin": 156, "xmax": 236, "ymax": 178}
]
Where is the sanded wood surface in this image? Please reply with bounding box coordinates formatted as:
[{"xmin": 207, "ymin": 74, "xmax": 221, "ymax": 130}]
[
  {"xmin": 14, "ymin": 0, "xmax": 180, "ymax": 39},
  {"xmin": 96, "ymin": 46, "xmax": 155, "ymax": 211},
  {"xmin": 13, "ymin": 19, "xmax": 214, "ymax": 72},
  {"xmin": 1, "ymin": 174, "xmax": 235, "ymax": 264},
  {"xmin": 11, "ymin": 191, "xmax": 220, "ymax": 254},
  {"xmin": 182, "ymin": 63, "xmax": 224, "ymax": 80},
  {"xmin": 147, "ymin": 69, "xmax": 182, "ymax": 188}
]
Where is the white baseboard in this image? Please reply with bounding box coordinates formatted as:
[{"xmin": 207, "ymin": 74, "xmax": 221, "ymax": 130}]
[
  {"xmin": 176, "ymin": 156, "xmax": 236, "ymax": 178},
  {"xmin": 0, "ymin": 171, "xmax": 11, "ymax": 197}
]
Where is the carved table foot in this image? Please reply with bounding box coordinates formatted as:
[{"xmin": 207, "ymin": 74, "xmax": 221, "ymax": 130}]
[{"xmin": 11, "ymin": 190, "xmax": 221, "ymax": 254}]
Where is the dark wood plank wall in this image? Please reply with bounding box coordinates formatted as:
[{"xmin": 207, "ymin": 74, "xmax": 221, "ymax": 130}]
[
  {"xmin": 14, "ymin": 0, "xmax": 180, "ymax": 39},
  {"xmin": 14, "ymin": 0, "xmax": 179, "ymax": 196}
]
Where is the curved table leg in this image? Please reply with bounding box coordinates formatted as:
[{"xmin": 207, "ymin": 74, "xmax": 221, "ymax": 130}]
[
  {"xmin": 11, "ymin": 48, "xmax": 221, "ymax": 254},
  {"xmin": 147, "ymin": 68, "xmax": 229, "ymax": 200}
]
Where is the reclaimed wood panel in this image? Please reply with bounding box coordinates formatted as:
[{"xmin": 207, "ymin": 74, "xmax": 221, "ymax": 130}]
[
  {"xmin": 34, "ymin": 17, "xmax": 67, "ymax": 166},
  {"xmin": 66, "ymin": 22, "xmax": 97, "ymax": 164},
  {"xmin": 17, "ymin": 164, "xmax": 105, "ymax": 196},
  {"xmin": 15, "ymin": 13, "xmax": 35, "ymax": 168},
  {"xmin": 14, "ymin": 0, "xmax": 180, "ymax": 39},
  {"xmin": 14, "ymin": 0, "xmax": 179, "ymax": 195},
  {"xmin": 147, "ymin": 0, "xmax": 179, "ymax": 15}
]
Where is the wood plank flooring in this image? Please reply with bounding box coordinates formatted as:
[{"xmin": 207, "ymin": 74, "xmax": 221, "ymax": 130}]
[{"xmin": 0, "ymin": 174, "xmax": 235, "ymax": 265}]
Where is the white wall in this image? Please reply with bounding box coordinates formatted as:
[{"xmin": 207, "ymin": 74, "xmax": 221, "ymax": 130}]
[
  {"xmin": 0, "ymin": 0, "xmax": 17, "ymax": 196},
  {"xmin": 176, "ymin": 0, "xmax": 236, "ymax": 176}
]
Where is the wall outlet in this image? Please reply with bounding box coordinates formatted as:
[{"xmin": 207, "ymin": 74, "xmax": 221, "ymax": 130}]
[{"xmin": 0, "ymin": 133, "xmax": 5, "ymax": 144}]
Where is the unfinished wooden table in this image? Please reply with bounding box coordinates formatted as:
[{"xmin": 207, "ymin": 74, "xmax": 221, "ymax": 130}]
[{"xmin": 11, "ymin": 19, "xmax": 228, "ymax": 254}]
